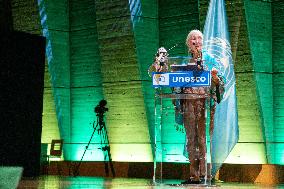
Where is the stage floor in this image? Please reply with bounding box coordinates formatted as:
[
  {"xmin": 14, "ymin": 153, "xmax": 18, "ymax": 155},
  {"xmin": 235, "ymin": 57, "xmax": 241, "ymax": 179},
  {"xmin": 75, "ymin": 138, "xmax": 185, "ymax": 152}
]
[{"xmin": 18, "ymin": 176, "xmax": 284, "ymax": 189}]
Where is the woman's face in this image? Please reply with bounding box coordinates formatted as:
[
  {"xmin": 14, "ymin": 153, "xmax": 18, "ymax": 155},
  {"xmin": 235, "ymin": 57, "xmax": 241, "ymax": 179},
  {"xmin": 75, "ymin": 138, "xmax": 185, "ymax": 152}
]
[{"xmin": 188, "ymin": 33, "xmax": 203, "ymax": 54}]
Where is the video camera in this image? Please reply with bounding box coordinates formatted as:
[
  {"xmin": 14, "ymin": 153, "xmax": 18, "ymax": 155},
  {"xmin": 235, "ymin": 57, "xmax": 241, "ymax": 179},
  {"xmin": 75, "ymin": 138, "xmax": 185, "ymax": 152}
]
[{"xmin": 94, "ymin": 100, "xmax": 108, "ymax": 115}]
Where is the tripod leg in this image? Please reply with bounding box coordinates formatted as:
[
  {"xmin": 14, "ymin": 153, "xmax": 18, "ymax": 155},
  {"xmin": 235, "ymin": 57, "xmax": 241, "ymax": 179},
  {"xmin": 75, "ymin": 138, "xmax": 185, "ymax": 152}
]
[
  {"xmin": 73, "ymin": 121, "xmax": 98, "ymax": 176},
  {"xmin": 99, "ymin": 125, "xmax": 115, "ymax": 177},
  {"xmin": 104, "ymin": 153, "xmax": 109, "ymax": 176},
  {"xmin": 103, "ymin": 127, "xmax": 116, "ymax": 177},
  {"xmin": 107, "ymin": 146, "xmax": 116, "ymax": 177},
  {"xmin": 98, "ymin": 128, "xmax": 110, "ymax": 177}
]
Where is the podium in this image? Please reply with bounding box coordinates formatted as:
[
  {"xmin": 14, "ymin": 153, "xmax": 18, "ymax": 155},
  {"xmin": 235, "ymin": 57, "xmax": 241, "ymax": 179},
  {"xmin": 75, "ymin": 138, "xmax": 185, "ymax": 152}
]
[{"xmin": 152, "ymin": 57, "xmax": 213, "ymax": 185}]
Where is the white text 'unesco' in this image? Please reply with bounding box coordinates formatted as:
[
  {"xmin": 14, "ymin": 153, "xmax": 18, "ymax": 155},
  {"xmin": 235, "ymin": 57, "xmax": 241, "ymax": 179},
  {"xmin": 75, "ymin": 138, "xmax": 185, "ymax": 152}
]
[{"xmin": 152, "ymin": 71, "xmax": 211, "ymax": 87}]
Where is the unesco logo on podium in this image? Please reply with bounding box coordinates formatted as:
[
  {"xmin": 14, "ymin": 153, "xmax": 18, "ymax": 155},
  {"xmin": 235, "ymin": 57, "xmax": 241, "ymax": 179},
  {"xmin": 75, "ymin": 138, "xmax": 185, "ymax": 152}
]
[
  {"xmin": 152, "ymin": 71, "xmax": 211, "ymax": 87},
  {"xmin": 152, "ymin": 73, "xmax": 170, "ymax": 86}
]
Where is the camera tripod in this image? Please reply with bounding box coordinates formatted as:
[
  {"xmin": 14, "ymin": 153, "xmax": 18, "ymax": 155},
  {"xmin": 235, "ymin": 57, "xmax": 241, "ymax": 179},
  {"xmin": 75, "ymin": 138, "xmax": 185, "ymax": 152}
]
[{"xmin": 73, "ymin": 113, "xmax": 115, "ymax": 177}]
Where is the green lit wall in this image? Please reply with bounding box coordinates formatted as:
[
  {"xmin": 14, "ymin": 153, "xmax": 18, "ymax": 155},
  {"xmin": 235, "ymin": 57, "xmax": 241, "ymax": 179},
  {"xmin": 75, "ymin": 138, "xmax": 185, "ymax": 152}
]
[
  {"xmin": 225, "ymin": 0, "xmax": 267, "ymax": 164},
  {"xmin": 272, "ymin": 0, "xmax": 284, "ymax": 164},
  {"xmin": 9, "ymin": 0, "xmax": 284, "ymax": 164},
  {"xmin": 243, "ymin": 0, "xmax": 272, "ymax": 164},
  {"xmin": 242, "ymin": 0, "xmax": 284, "ymax": 164},
  {"xmin": 129, "ymin": 0, "xmax": 158, "ymax": 156},
  {"xmin": 69, "ymin": 0, "xmax": 104, "ymax": 160},
  {"xmin": 95, "ymin": 0, "xmax": 152, "ymax": 162},
  {"xmin": 37, "ymin": 0, "xmax": 72, "ymax": 159}
]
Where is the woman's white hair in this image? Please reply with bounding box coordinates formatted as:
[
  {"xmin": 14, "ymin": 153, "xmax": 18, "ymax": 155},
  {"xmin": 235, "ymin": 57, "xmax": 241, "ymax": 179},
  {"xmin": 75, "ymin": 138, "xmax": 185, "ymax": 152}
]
[{"xmin": 185, "ymin": 29, "xmax": 203, "ymax": 47}]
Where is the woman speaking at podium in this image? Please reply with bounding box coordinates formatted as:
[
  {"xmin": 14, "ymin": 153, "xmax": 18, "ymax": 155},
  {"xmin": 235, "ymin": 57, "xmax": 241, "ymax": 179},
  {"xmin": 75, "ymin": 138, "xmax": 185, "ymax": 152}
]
[
  {"xmin": 152, "ymin": 29, "xmax": 225, "ymax": 184},
  {"xmin": 181, "ymin": 29, "xmax": 225, "ymax": 184}
]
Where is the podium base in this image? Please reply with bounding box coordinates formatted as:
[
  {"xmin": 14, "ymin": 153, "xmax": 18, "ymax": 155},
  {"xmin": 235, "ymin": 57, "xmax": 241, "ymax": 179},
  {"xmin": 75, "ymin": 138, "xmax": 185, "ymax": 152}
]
[{"xmin": 167, "ymin": 183, "xmax": 219, "ymax": 187}]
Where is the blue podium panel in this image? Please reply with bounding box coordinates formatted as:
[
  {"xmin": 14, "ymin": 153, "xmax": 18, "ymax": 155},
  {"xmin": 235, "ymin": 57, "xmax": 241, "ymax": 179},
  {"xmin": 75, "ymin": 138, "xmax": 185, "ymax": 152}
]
[{"xmin": 152, "ymin": 71, "xmax": 211, "ymax": 87}]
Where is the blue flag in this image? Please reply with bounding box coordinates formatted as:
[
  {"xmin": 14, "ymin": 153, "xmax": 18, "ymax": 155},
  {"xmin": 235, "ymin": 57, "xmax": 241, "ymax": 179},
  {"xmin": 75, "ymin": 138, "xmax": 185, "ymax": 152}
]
[{"xmin": 203, "ymin": 0, "xmax": 239, "ymax": 175}]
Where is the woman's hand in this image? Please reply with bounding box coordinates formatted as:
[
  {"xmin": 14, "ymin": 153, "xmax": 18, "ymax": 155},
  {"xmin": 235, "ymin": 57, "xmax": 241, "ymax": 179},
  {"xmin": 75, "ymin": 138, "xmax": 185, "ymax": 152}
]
[{"xmin": 211, "ymin": 68, "xmax": 219, "ymax": 85}]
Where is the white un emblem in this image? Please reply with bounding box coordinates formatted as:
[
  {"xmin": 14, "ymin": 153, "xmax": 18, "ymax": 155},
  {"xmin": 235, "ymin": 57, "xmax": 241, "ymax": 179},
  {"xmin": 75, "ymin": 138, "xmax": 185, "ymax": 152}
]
[{"xmin": 204, "ymin": 37, "xmax": 235, "ymax": 101}]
